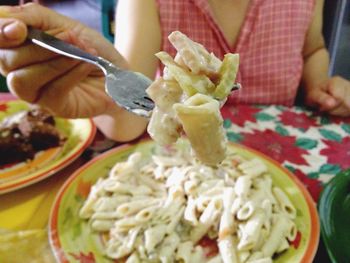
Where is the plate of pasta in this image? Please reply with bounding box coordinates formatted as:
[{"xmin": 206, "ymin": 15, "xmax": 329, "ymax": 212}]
[{"xmin": 49, "ymin": 139, "xmax": 319, "ymax": 263}]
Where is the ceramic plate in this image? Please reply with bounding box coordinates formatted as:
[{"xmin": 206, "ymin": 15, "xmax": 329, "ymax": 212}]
[
  {"xmin": 318, "ymin": 168, "xmax": 350, "ymax": 262},
  {"xmin": 49, "ymin": 140, "xmax": 319, "ymax": 263},
  {"xmin": 0, "ymin": 100, "xmax": 96, "ymax": 194}
]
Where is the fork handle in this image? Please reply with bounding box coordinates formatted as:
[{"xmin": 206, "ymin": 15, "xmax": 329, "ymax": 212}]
[{"xmin": 27, "ymin": 27, "xmax": 110, "ymax": 73}]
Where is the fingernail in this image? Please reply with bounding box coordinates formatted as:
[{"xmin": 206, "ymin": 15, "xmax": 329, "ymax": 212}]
[{"xmin": 3, "ymin": 21, "xmax": 21, "ymax": 40}]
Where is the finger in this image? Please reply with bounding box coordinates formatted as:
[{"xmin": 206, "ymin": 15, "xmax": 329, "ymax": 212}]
[
  {"xmin": 0, "ymin": 4, "xmax": 78, "ymax": 32},
  {"xmin": 328, "ymin": 105, "xmax": 350, "ymax": 117},
  {"xmin": 306, "ymin": 89, "xmax": 339, "ymax": 111},
  {"xmin": 0, "ymin": 19, "xmax": 27, "ymax": 47},
  {"xmin": 0, "ymin": 30, "xmax": 95, "ymax": 76},
  {"xmin": 318, "ymin": 95, "xmax": 339, "ymax": 112},
  {"xmin": 37, "ymin": 63, "xmax": 102, "ymax": 118},
  {"xmin": 327, "ymin": 78, "xmax": 349, "ymax": 101},
  {"xmin": 0, "ymin": 43, "xmax": 59, "ymax": 75},
  {"xmin": 7, "ymin": 56, "xmax": 81, "ymax": 102}
]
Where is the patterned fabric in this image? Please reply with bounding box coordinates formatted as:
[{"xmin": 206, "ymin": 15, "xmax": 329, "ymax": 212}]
[
  {"xmin": 221, "ymin": 105, "xmax": 350, "ymax": 202},
  {"xmin": 156, "ymin": 0, "xmax": 315, "ymax": 106}
]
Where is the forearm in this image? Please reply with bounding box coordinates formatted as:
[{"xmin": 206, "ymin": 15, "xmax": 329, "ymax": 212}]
[
  {"xmin": 93, "ymin": 100, "xmax": 148, "ymax": 142},
  {"xmin": 301, "ymin": 46, "xmax": 329, "ymax": 94}
]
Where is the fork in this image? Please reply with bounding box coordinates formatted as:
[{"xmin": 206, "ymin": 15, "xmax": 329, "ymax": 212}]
[{"xmin": 27, "ymin": 27, "xmax": 154, "ymax": 118}]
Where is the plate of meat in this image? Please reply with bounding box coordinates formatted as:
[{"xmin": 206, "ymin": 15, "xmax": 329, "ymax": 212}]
[{"xmin": 0, "ymin": 100, "xmax": 96, "ymax": 194}]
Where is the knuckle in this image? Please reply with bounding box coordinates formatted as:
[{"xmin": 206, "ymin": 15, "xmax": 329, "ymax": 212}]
[
  {"xmin": 0, "ymin": 51, "xmax": 13, "ymax": 75},
  {"xmin": 23, "ymin": 2, "xmax": 40, "ymax": 10},
  {"xmin": 7, "ymin": 71, "xmax": 36, "ymax": 102}
]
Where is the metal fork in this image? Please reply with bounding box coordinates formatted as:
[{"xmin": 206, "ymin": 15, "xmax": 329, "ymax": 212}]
[{"xmin": 27, "ymin": 27, "xmax": 154, "ymax": 118}]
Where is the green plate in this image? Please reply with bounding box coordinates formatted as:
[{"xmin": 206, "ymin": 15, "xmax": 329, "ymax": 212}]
[
  {"xmin": 0, "ymin": 100, "xmax": 96, "ymax": 194},
  {"xmin": 318, "ymin": 168, "xmax": 350, "ymax": 263},
  {"xmin": 49, "ymin": 140, "xmax": 319, "ymax": 263}
]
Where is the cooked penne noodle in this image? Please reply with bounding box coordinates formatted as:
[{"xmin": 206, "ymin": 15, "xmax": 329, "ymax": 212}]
[
  {"xmin": 116, "ymin": 199, "xmax": 157, "ymax": 217},
  {"xmin": 218, "ymin": 235, "xmax": 239, "ymax": 263},
  {"xmin": 135, "ymin": 206, "xmax": 158, "ymax": 222},
  {"xmin": 92, "ymin": 195, "xmax": 130, "ymax": 212},
  {"xmin": 236, "ymin": 201, "xmax": 255, "ymax": 221},
  {"xmin": 237, "ymin": 210, "xmax": 265, "ymax": 251},
  {"xmin": 144, "ymin": 224, "xmax": 167, "ymax": 253},
  {"xmin": 272, "ymin": 187, "xmax": 297, "ymax": 219},
  {"xmin": 176, "ymin": 241, "xmax": 193, "ymax": 263},
  {"xmin": 219, "ymin": 188, "xmax": 236, "ymax": 240},
  {"xmin": 276, "ymin": 238, "xmax": 290, "ymax": 253},
  {"xmin": 158, "ymin": 233, "xmax": 181, "ymax": 262},
  {"xmin": 90, "ymin": 219, "xmax": 114, "ymax": 232},
  {"xmin": 234, "ymin": 175, "xmax": 252, "ymax": 198},
  {"xmin": 91, "ymin": 211, "xmax": 119, "ymax": 220},
  {"xmin": 184, "ymin": 197, "xmax": 199, "ymax": 225},
  {"xmin": 285, "ymin": 219, "xmax": 298, "ymax": 242},
  {"xmin": 147, "ymin": 107, "xmax": 182, "ymax": 146},
  {"xmin": 146, "ymin": 77, "xmax": 183, "ymax": 112},
  {"xmin": 238, "ymin": 158, "xmax": 267, "ymax": 177},
  {"xmin": 166, "ymin": 206, "xmax": 185, "ymax": 233},
  {"xmin": 174, "ymin": 94, "xmax": 227, "ymax": 165},
  {"xmin": 261, "ymin": 215, "xmax": 289, "ymax": 257}
]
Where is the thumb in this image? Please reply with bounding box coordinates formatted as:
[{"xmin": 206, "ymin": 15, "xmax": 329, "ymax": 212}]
[
  {"xmin": 0, "ymin": 19, "xmax": 27, "ymax": 47},
  {"xmin": 306, "ymin": 88, "xmax": 339, "ymax": 111}
]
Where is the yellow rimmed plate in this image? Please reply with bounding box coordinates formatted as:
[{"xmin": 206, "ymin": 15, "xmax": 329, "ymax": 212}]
[
  {"xmin": 49, "ymin": 140, "xmax": 319, "ymax": 263},
  {"xmin": 0, "ymin": 100, "xmax": 96, "ymax": 194}
]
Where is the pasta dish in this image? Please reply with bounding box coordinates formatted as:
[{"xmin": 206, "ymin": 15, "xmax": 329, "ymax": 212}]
[
  {"xmin": 79, "ymin": 31, "xmax": 298, "ymax": 263},
  {"xmin": 80, "ymin": 142, "xmax": 297, "ymax": 263}
]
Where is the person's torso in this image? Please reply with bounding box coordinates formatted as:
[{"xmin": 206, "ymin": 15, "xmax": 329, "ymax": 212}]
[{"xmin": 156, "ymin": 0, "xmax": 315, "ymax": 106}]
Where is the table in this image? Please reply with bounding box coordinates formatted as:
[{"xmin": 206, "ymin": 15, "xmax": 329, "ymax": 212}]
[{"xmin": 1, "ymin": 96, "xmax": 349, "ymax": 262}]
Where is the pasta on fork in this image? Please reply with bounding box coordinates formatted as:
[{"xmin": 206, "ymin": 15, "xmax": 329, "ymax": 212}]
[{"xmin": 147, "ymin": 31, "xmax": 240, "ymax": 166}]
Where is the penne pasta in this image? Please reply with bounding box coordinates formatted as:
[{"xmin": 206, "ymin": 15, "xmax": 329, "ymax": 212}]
[
  {"xmin": 218, "ymin": 235, "xmax": 239, "ymax": 263},
  {"xmin": 174, "ymin": 94, "xmax": 227, "ymax": 165},
  {"xmin": 272, "ymin": 187, "xmax": 297, "ymax": 219},
  {"xmin": 176, "ymin": 241, "xmax": 193, "ymax": 263},
  {"xmin": 261, "ymin": 215, "xmax": 290, "ymax": 257}
]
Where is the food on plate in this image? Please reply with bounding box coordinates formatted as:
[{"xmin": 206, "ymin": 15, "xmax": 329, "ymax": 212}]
[
  {"xmin": 0, "ymin": 229, "xmax": 55, "ymax": 263},
  {"xmin": 79, "ymin": 31, "xmax": 297, "ymax": 262},
  {"xmin": 147, "ymin": 31, "xmax": 239, "ymax": 166},
  {"xmin": 80, "ymin": 142, "xmax": 298, "ymax": 262},
  {"xmin": 0, "ymin": 107, "xmax": 65, "ymax": 166}
]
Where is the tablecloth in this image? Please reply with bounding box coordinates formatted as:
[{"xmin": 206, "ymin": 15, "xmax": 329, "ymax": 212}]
[
  {"xmin": 2, "ymin": 99, "xmax": 349, "ymax": 262},
  {"xmin": 222, "ymin": 104, "xmax": 350, "ymax": 202}
]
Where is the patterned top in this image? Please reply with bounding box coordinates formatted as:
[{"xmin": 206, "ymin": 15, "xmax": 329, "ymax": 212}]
[{"xmin": 156, "ymin": 0, "xmax": 315, "ymax": 106}]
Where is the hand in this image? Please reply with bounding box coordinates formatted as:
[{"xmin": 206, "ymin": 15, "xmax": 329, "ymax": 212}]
[
  {"xmin": 305, "ymin": 76, "xmax": 350, "ymax": 117},
  {"xmin": 0, "ymin": 3, "xmax": 127, "ymax": 118}
]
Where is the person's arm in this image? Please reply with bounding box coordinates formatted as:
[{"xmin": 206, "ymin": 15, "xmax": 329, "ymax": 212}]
[
  {"xmin": 94, "ymin": 0, "xmax": 162, "ymax": 141},
  {"xmin": 114, "ymin": 0, "xmax": 161, "ymax": 79},
  {"xmin": 302, "ymin": 0, "xmax": 350, "ymax": 116}
]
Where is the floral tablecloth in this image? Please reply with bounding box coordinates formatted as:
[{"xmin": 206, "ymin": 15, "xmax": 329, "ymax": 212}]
[{"xmin": 221, "ymin": 104, "xmax": 350, "ymax": 202}]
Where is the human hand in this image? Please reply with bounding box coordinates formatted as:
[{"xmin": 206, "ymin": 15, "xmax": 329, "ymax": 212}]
[
  {"xmin": 0, "ymin": 3, "xmax": 127, "ymax": 118},
  {"xmin": 305, "ymin": 76, "xmax": 350, "ymax": 117}
]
